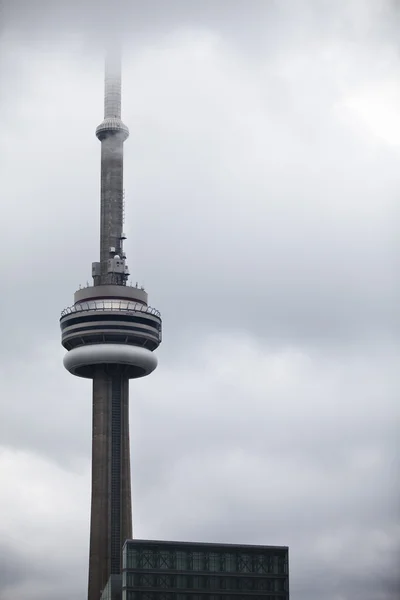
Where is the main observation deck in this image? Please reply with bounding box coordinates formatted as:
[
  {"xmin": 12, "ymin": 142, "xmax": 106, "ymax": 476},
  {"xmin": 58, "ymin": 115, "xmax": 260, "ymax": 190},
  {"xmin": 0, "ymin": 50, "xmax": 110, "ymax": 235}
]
[{"xmin": 61, "ymin": 298, "xmax": 162, "ymax": 352}]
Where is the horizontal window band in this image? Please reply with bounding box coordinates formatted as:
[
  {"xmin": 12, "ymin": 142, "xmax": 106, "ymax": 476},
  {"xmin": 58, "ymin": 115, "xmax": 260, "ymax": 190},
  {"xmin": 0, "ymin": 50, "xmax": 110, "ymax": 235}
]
[{"xmin": 61, "ymin": 313, "xmax": 161, "ymax": 331}]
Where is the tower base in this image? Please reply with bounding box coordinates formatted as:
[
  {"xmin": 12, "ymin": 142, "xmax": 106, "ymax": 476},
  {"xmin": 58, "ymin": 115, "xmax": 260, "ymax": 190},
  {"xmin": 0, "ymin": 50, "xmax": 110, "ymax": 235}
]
[{"xmin": 88, "ymin": 367, "xmax": 132, "ymax": 600}]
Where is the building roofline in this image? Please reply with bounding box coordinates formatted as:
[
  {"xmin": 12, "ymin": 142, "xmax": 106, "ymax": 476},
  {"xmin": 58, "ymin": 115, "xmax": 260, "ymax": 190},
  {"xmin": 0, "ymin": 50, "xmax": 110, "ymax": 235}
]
[{"xmin": 123, "ymin": 539, "xmax": 289, "ymax": 552}]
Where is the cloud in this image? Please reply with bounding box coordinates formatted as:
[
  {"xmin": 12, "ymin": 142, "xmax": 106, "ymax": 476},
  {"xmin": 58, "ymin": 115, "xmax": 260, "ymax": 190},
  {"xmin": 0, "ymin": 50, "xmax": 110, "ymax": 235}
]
[
  {"xmin": 0, "ymin": 1, "xmax": 399, "ymax": 599},
  {"xmin": 0, "ymin": 448, "xmax": 89, "ymax": 600}
]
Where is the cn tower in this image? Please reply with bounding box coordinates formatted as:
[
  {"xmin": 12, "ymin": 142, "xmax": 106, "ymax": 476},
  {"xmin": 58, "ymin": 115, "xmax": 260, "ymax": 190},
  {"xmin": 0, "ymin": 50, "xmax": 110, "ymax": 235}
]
[{"xmin": 60, "ymin": 48, "xmax": 162, "ymax": 600}]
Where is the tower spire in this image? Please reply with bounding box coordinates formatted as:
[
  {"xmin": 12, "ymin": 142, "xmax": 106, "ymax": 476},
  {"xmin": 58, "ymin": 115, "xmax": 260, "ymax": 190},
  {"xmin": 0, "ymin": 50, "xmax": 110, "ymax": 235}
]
[
  {"xmin": 104, "ymin": 47, "xmax": 122, "ymax": 119},
  {"xmin": 94, "ymin": 47, "xmax": 129, "ymax": 287}
]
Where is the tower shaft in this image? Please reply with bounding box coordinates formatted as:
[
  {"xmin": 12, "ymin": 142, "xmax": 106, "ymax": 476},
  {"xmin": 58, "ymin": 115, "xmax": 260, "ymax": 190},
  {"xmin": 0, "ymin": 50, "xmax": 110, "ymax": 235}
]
[{"xmin": 88, "ymin": 369, "xmax": 132, "ymax": 600}]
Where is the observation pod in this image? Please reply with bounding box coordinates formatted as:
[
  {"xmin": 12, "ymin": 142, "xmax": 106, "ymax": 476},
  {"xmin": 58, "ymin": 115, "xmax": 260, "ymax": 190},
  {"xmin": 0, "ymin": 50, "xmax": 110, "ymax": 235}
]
[
  {"xmin": 95, "ymin": 117, "xmax": 129, "ymax": 142},
  {"xmin": 60, "ymin": 285, "xmax": 161, "ymax": 379}
]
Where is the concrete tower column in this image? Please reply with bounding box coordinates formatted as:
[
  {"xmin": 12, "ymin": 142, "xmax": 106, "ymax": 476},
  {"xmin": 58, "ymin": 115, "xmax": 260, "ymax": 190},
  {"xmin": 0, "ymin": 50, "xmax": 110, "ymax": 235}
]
[{"xmin": 88, "ymin": 369, "xmax": 132, "ymax": 599}]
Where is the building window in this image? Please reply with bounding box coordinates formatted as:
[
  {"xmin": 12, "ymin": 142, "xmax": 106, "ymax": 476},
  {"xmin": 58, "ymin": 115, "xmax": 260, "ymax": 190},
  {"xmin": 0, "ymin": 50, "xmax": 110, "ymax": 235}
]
[
  {"xmin": 238, "ymin": 553, "xmax": 251, "ymax": 573},
  {"xmin": 192, "ymin": 575, "xmax": 207, "ymax": 589},
  {"xmin": 208, "ymin": 552, "xmax": 219, "ymax": 572},
  {"xmin": 176, "ymin": 551, "xmax": 187, "ymax": 570},
  {"xmin": 176, "ymin": 575, "xmax": 187, "ymax": 589},
  {"xmin": 219, "ymin": 576, "xmax": 227, "ymax": 590},
  {"xmin": 139, "ymin": 549, "xmax": 156, "ymax": 569},
  {"xmin": 192, "ymin": 552, "xmax": 203, "ymax": 571},
  {"xmin": 158, "ymin": 550, "xmax": 172, "ymax": 569},
  {"xmin": 224, "ymin": 553, "xmax": 235, "ymax": 572},
  {"xmin": 278, "ymin": 555, "xmax": 287, "ymax": 574},
  {"xmin": 266, "ymin": 555, "xmax": 274, "ymax": 574},
  {"xmin": 126, "ymin": 549, "xmax": 139, "ymax": 569}
]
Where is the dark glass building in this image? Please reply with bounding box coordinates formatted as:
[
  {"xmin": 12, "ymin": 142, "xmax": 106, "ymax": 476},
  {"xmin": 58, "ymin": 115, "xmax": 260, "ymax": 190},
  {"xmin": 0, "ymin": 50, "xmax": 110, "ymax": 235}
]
[{"xmin": 122, "ymin": 540, "xmax": 289, "ymax": 600}]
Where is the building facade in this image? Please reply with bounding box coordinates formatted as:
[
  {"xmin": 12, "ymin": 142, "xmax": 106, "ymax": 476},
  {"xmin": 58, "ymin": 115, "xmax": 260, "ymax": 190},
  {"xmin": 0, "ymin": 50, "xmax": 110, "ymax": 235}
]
[{"xmin": 122, "ymin": 540, "xmax": 289, "ymax": 600}]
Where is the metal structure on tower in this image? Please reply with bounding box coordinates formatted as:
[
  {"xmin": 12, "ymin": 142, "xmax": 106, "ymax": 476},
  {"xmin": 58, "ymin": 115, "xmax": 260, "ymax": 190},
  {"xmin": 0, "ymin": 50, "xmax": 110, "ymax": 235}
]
[{"xmin": 60, "ymin": 47, "xmax": 162, "ymax": 600}]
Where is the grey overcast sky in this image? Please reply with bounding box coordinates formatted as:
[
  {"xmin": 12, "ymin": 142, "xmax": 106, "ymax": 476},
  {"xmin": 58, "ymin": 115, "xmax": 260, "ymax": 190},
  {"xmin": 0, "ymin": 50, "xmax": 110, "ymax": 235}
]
[{"xmin": 0, "ymin": 0, "xmax": 399, "ymax": 599}]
